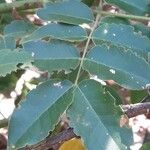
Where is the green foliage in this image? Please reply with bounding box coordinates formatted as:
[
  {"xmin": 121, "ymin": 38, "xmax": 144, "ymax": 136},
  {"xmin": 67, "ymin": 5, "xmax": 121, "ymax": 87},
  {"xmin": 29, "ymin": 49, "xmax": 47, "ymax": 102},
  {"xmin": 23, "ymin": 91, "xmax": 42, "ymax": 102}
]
[
  {"xmin": 83, "ymin": 45, "xmax": 150, "ymax": 89},
  {"xmin": 105, "ymin": 0, "xmax": 150, "ymax": 15},
  {"xmin": 92, "ymin": 23, "xmax": 150, "ymax": 59},
  {"xmin": 8, "ymin": 80, "xmax": 74, "ymax": 149},
  {"xmin": 0, "ymin": 35, "xmax": 16, "ymax": 49},
  {"xmin": 37, "ymin": 1, "xmax": 94, "ymax": 25},
  {"xmin": 22, "ymin": 23, "xmax": 87, "ymax": 43},
  {"xmin": 4, "ymin": 20, "xmax": 37, "ymax": 38},
  {"xmin": 67, "ymin": 79, "xmax": 132, "ymax": 150},
  {"xmin": 0, "ymin": 0, "xmax": 5, "ymax": 3},
  {"xmin": 0, "ymin": 49, "xmax": 33, "ymax": 77},
  {"xmin": 141, "ymin": 142, "xmax": 150, "ymax": 150},
  {"xmin": 133, "ymin": 23, "xmax": 150, "ymax": 39},
  {"xmin": 130, "ymin": 90, "xmax": 147, "ymax": 103},
  {"xmin": 0, "ymin": 72, "xmax": 18, "ymax": 92},
  {"xmin": 0, "ymin": 0, "xmax": 149, "ymax": 149},
  {"xmin": 23, "ymin": 41, "xmax": 80, "ymax": 73},
  {"xmin": 100, "ymin": 16, "xmax": 130, "ymax": 25},
  {"xmin": 0, "ymin": 13, "xmax": 13, "ymax": 33}
]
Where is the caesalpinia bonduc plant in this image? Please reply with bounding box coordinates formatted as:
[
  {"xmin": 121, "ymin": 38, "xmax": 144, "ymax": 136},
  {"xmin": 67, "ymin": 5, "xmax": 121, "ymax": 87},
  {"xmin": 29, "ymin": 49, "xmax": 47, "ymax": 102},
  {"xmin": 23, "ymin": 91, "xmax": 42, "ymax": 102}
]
[{"xmin": 0, "ymin": 0, "xmax": 150, "ymax": 149}]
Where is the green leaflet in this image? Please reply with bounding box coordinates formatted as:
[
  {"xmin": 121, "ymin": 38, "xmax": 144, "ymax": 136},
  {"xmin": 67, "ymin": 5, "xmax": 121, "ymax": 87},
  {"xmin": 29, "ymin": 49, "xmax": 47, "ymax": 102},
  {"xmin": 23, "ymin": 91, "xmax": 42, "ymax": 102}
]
[
  {"xmin": 82, "ymin": 0, "xmax": 94, "ymax": 6},
  {"xmin": 133, "ymin": 23, "xmax": 150, "ymax": 39},
  {"xmin": 141, "ymin": 142, "xmax": 150, "ymax": 150},
  {"xmin": 0, "ymin": 36, "xmax": 16, "ymax": 49},
  {"xmin": 67, "ymin": 79, "xmax": 133, "ymax": 150},
  {"xmin": 0, "ymin": 13, "xmax": 13, "ymax": 34},
  {"xmin": 37, "ymin": 1, "xmax": 94, "ymax": 25},
  {"xmin": 22, "ymin": 23, "xmax": 87, "ymax": 43},
  {"xmin": 23, "ymin": 41, "xmax": 80, "ymax": 73},
  {"xmin": 105, "ymin": 0, "xmax": 150, "ymax": 15},
  {"xmin": 4, "ymin": 36, "xmax": 16, "ymax": 49},
  {"xmin": 8, "ymin": 79, "xmax": 74, "ymax": 150},
  {"xmin": 100, "ymin": 16, "xmax": 130, "ymax": 25},
  {"xmin": 92, "ymin": 23, "xmax": 150, "ymax": 59},
  {"xmin": 0, "ymin": 73, "xmax": 18, "ymax": 93},
  {"xmin": 130, "ymin": 90, "xmax": 147, "ymax": 104},
  {"xmin": 4, "ymin": 20, "xmax": 37, "ymax": 38},
  {"xmin": 105, "ymin": 86, "xmax": 122, "ymax": 105},
  {"xmin": 0, "ymin": 49, "xmax": 33, "ymax": 77},
  {"xmin": 83, "ymin": 45, "xmax": 150, "ymax": 90},
  {"xmin": 2, "ymin": 20, "xmax": 37, "ymax": 49},
  {"xmin": 0, "ymin": 36, "xmax": 5, "ymax": 49}
]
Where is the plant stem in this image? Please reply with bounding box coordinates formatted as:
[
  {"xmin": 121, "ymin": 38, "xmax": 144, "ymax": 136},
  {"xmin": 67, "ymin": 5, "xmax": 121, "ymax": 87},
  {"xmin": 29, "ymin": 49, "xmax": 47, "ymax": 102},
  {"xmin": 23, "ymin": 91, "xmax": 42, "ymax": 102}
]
[
  {"xmin": 74, "ymin": 2, "xmax": 102, "ymax": 85},
  {"xmin": 95, "ymin": 9, "xmax": 150, "ymax": 21},
  {"xmin": 0, "ymin": 0, "xmax": 49, "ymax": 13}
]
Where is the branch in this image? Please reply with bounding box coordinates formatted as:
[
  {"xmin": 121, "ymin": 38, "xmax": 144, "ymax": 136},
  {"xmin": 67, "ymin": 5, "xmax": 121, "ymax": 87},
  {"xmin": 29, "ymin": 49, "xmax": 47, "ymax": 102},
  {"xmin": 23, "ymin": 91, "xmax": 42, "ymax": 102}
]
[
  {"xmin": 19, "ymin": 128, "xmax": 77, "ymax": 150},
  {"xmin": 121, "ymin": 102, "xmax": 150, "ymax": 118},
  {"xmin": 0, "ymin": 119, "xmax": 8, "ymax": 128},
  {"xmin": 0, "ymin": 0, "xmax": 49, "ymax": 13},
  {"xmin": 95, "ymin": 9, "xmax": 150, "ymax": 21}
]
